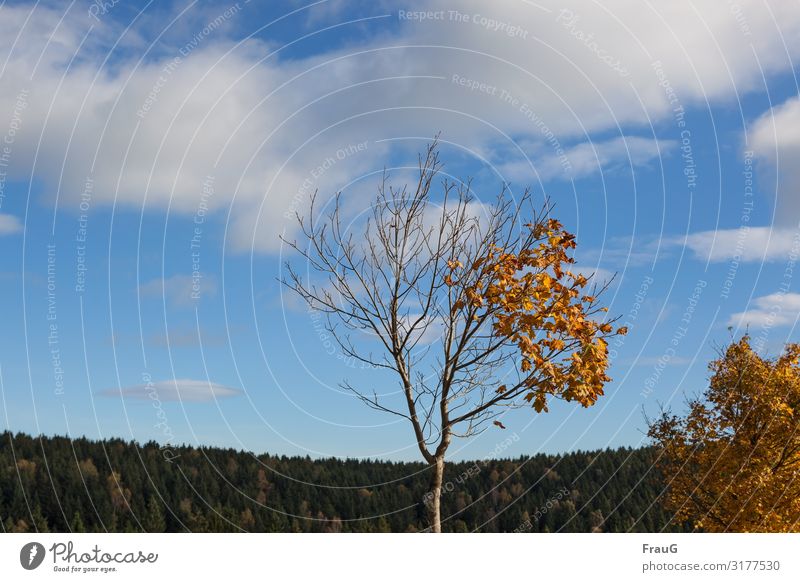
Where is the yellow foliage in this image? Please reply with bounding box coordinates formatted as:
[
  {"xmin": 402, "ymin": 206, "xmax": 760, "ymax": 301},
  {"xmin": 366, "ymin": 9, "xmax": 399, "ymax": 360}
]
[
  {"xmin": 447, "ymin": 219, "xmax": 625, "ymax": 413},
  {"xmin": 649, "ymin": 336, "xmax": 800, "ymax": 532}
]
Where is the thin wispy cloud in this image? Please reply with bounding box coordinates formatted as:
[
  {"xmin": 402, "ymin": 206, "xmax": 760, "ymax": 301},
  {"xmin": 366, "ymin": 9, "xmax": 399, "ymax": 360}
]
[
  {"xmin": 0, "ymin": 214, "xmax": 22, "ymax": 235},
  {"xmin": 139, "ymin": 274, "xmax": 217, "ymax": 307},
  {"xmin": 99, "ymin": 379, "xmax": 243, "ymax": 402},
  {"xmin": 498, "ymin": 136, "xmax": 674, "ymax": 183},
  {"xmin": 680, "ymin": 227, "xmax": 800, "ymax": 263},
  {"xmin": 573, "ymin": 266, "xmax": 617, "ymax": 287}
]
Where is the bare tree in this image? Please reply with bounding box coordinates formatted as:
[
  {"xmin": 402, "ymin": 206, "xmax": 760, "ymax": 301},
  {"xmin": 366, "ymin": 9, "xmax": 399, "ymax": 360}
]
[{"xmin": 282, "ymin": 139, "xmax": 625, "ymax": 532}]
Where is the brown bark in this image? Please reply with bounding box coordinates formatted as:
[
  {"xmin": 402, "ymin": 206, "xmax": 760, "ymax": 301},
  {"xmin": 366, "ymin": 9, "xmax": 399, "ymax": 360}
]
[{"xmin": 283, "ymin": 140, "xmax": 618, "ymax": 533}]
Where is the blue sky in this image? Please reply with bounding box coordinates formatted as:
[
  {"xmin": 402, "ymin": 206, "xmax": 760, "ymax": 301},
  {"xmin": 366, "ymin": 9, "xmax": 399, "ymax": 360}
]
[{"xmin": 1, "ymin": 0, "xmax": 799, "ymax": 461}]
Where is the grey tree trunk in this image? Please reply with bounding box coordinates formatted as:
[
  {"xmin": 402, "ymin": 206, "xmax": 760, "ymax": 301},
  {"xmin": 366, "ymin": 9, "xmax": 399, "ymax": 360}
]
[{"xmin": 428, "ymin": 456, "xmax": 446, "ymax": 533}]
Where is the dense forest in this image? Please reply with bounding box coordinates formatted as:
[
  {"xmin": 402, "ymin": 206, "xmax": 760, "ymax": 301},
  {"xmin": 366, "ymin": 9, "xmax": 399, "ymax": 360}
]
[{"xmin": 0, "ymin": 431, "xmax": 683, "ymax": 533}]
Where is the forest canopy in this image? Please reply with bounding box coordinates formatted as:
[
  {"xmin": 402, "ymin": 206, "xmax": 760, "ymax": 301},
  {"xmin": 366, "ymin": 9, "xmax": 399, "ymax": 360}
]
[{"xmin": 0, "ymin": 432, "xmax": 678, "ymax": 533}]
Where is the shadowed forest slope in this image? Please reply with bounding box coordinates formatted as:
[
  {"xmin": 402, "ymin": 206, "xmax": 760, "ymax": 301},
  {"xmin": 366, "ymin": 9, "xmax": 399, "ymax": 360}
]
[{"xmin": 1, "ymin": 432, "xmax": 682, "ymax": 533}]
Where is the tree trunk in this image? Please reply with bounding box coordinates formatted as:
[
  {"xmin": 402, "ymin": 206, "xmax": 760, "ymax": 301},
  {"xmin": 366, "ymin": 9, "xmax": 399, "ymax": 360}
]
[{"xmin": 428, "ymin": 456, "xmax": 445, "ymax": 533}]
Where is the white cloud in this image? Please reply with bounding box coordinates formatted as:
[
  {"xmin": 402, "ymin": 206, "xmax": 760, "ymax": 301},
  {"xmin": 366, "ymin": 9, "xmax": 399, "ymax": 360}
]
[
  {"xmin": 0, "ymin": 214, "xmax": 22, "ymax": 235},
  {"xmin": 147, "ymin": 328, "xmax": 228, "ymax": 348},
  {"xmin": 750, "ymin": 96, "xmax": 800, "ymax": 225},
  {"xmin": 574, "ymin": 266, "xmax": 616, "ymax": 286},
  {"xmin": 1, "ymin": 1, "xmax": 799, "ymax": 253},
  {"xmin": 139, "ymin": 274, "xmax": 217, "ymax": 307},
  {"xmin": 499, "ymin": 136, "xmax": 673, "ymax": 182},
  {"xmin": 633, "ymin": 355, "xmax": 693, "ymax": 367},
  {"xmin": 681, "ymin": 226, "xmax": 800, "ymax": 262},
  {"xmin": 399, "ymin": 313, "xmax": 444, "ymax": 347},
  {"xmin": 100, "ymin": 379, "xmax": 242, "ymax": 402},
  {"xmin": 563, "ymin": 137, "xmax": 673, "ymax": 179},
  {"xmin": 579, "ymin": 234, "xmax": 665, "ymax": 268},
  {"xmin": 729, "ymin": 293, "xmax": 800, "ymax": 328}
]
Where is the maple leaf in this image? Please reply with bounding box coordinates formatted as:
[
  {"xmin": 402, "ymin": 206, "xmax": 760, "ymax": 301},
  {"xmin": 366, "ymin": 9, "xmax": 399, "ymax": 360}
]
[{"xmin": 648, "ymin": 335, "xmax": 800, "ymax": 532}]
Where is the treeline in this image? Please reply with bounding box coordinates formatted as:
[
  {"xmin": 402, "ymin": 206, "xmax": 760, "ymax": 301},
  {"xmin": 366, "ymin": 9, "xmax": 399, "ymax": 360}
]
[{"xmin": 0, "ymin": 431, "xmax": 683, "ymax": 533}]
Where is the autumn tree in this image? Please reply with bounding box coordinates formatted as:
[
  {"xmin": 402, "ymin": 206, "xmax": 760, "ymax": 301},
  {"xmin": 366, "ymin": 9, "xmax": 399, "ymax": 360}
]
[
  {"xmin": 649, "ymin": 336, "xmax": 800, "ymax": 532},
  {"xmin": 282, "ymin": 140, "xmax": 626, "ymax": 532}
]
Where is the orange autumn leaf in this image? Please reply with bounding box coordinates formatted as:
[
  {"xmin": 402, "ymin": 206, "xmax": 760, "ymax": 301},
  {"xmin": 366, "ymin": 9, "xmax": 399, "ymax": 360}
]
[
  {"xmin": 463, "ymin": 220, "xmax": 626, "ymax": 415},
  {"xmin": 649, "ymin": 336, "xmax": 800, "ymax": 532}
]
